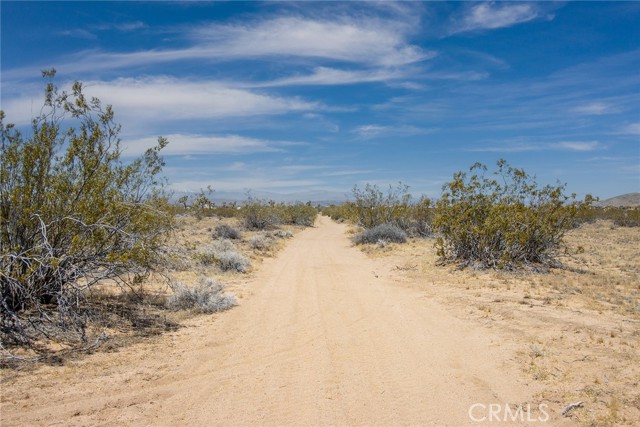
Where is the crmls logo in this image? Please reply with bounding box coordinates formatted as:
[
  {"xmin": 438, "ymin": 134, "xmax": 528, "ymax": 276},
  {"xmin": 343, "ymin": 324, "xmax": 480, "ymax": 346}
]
[{"xmin": 468, "ymin": 403, "xmax": 550, "ymax": 423}]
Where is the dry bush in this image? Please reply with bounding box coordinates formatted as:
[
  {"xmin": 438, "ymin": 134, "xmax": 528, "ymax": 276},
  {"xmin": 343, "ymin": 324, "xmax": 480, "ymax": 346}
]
[
  {"xmin": 352, "ymin": 223, "xmax": 408, "ymax": 245},
  {"xmin": 167, "ymin": 277, "xmax": 237, "ymax": 313},
  {"xmin": 197, "ymin": 240, "xmax": 249, "ymax": 272},
  {"xmin": 215, "ymin": 224, "xmax": 242, "ymax": 240},
  {"xmin": 249, "ymin": 234, "xmax": 275, "ymax": 250}
]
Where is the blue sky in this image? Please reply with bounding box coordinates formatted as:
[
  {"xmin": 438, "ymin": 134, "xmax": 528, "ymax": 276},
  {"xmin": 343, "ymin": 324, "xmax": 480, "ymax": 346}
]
[{"xmin": 2, "ymin": 1, "xmax": 639, "ymax": 200}]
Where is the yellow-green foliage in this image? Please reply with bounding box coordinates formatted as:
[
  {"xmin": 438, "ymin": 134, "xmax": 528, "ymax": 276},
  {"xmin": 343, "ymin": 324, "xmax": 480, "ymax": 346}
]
[
  {"xmin": 574, "ymin": 206, "xmax": 640, "ymax": 227},
  {"xmin": 241, "ymin": 198, "xmax": 318, "ymax": 229},
  {"xmin": 348, "ymin": 182, "xmax": 412, "ymax": 229},
  {"xmin": 0, "ymin": 70, "xmax": 173, "ymax": 337},
  {"xmin": 325, "ymin": 183, "xmax": 432, "ymax": 236},
  {"xmin": 280, "ymin": 202, "xmax": 318, "ymax": 226},
  {"xmin": 433, "ymin": 160, "xmax": 589, "ymax": 269}
]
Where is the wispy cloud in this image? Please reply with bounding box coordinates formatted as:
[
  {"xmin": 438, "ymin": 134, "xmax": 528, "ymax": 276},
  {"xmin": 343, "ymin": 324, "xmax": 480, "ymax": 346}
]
[
  {"xmin": 92, "ymin": 21, "xmax": 146, "ymax": 32},
  {"xmin": 3, "ymin": 76, "xmax": 321, "ymax": 126},
  {"xmin": 4, "ymin": 15, "xmax": 432, "ymax": 80},
  {"xmin": 248, "ymin": 67, "xmax": 412, "ymax": 87},
  {"xmin": 123, "ymin": 133, "xmax": 301, "ymax": 157},
  {"xmin": 469, "ymin": 140, "xmax": 602, "ymax": 153},
  {"xmin": 571, "ymin": 102, "xmax": 617, "ymax": 115},
  {"xmin": 189, "ymin": 16, "xmax": 432, "ymax": 67},
  {"xmin": 451, "ymin": 2, "xmax": 544, "ymax": 34},
  {"xmin": 552, "ymin": 141, "xmax": 601, "ymax": 151},
  {"xmin": 619, "ymin": 122, "xmax": 640, "ymax": 135},
  {"xmin": 353, "ymin": 124, "xmax": 433, "ymax": 139},
  {"xmin": 58, "ymin": 29, "xmax": 97, "ymax": 40}
]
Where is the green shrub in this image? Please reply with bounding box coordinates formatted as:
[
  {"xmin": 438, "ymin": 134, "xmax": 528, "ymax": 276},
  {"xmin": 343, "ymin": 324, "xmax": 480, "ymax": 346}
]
[
  {"xmin": 348, "ymin": 183, "xmax": 412, "ymax": 229},
  {"xmin": 282, "ymin": 202, "xmax": 317, "ymax": 226},
  {"xmin": 0, "ymin": 70, "xmax": 173, "ymax": 344},
  {"xmin": 321, "ymin": 203, "xmax": 353, "ymax": 222},
  {"xmin": 242, "ymin": 198, "xmax": 281, "ymax": 230},
  {"xmin": 352, "ymin": 223, "xmax": 408, "ymax": 245},
  {"xmin": 210, "ymin": 202, "xmax": 241, "ymax": 218},
  {"xmin": 611, "ymin": 207, "xmax": 640, "ymax": 227},
  {"xmin": 433, "ymin": 160, "xmax": 589, "ymax": 269},
  {"xmin": 573, "ymin": 206, "xmax": 640, "ymax": 228}
]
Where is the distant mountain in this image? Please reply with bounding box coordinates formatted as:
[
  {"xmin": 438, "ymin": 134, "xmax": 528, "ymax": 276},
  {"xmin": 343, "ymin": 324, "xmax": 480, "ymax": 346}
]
[{"xmin": 595, "ymin": 193, "xmax": 640, "ymax": 208}]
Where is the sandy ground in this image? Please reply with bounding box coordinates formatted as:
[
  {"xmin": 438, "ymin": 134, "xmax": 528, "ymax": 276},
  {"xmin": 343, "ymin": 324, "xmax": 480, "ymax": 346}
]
[{"xmin": 3, "ymin": 216, "xmax": 581, "ymax": 426}]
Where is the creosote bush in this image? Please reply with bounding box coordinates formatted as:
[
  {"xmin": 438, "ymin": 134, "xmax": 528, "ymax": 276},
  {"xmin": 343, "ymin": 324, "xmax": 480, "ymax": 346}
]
[
  {"xmin": 168, "ymin": 277, "xmax": 237, "ymax": 313},
  {"xmin": 352, "ymin": 223, "xmax": 408, "ymax": 245},
  {"xmin": 242, "ymin": 198, "xmax": 318, "ymax": 230},
  {"xmin": 348, "ymin": 183, "xmax": 412, "ymax": 229},
  {"xmin": 242, "ymin": 198, "xmax": 281, "ymax": 230},
  {"xmin": 328, "ymin": 183, "xmax": 432, "ymax": 237},
  {"xmin": 433, "ymin": 160, "xmax": 590, "ymax": 269},
  {"xmin": 1, "ymin": 70, "xmax": 173, "ymax": 345}
]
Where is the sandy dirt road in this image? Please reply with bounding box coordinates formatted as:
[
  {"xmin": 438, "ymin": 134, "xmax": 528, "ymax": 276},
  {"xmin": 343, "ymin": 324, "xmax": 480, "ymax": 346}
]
[{"xmin": 1, "ymin": 216, "xmax": 542, "ymax": 426}]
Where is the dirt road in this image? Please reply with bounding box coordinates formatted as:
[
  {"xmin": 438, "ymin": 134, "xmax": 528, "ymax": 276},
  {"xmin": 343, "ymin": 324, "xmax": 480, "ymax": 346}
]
[{"xmin": 1, "ymin": 216, "xmax": 541, "ymax": 426}]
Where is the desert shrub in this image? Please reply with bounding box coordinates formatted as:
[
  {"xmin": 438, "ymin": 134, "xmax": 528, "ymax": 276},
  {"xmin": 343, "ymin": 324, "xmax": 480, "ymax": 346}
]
[
  {"xmin": 167, "ymin": 277, "xmax": 237, "ymax": 313},
  {"xmin": 282, "ymin": 202, "xmax": 317, "ymax": 226},
  {"xmin": 407, "ymin": 196, "xmax": 433, "ymax": 237},
  {"xmin": 249, "ymin": 234, "xmax": 275, "ymax": 250},
  {"xmin": 211, "ymin": 202, "xmax": 240, "ymax": 218},
  {"xmin": 198, "ymin": 240, "xmax": 249, "ymax": 272},
  {"xmin": 433, "ymin": 159, "xmax": 590, "ymax": 269},
  {"xmin": 348, "ymin": 183, "xmax": 412, "ymax": 229},
  {"xmin": 573, "ymin": 206, "xmax": 640, "ymax": 228},
  {"xmin": 242, "ymin": 198, "xmax": 281, "ymax": 230},
  {"xmin": 321, "ymin": 203, "xmax": 353, "ymax": 222},
  {"xmin": 0, "ymin": 70, "xmax": 173, "ymax": 345},
  {"xmin": 215, "ymin": 224, "xmax": 241, "ymax": 240},
  {"xmin": 611, "ymin": 208, "xmax": 640, "ymax": 227},
  {"xmin": 273, "ymin": 229, "xmax": 293, "ymax": 239},
  {"xmin": 352, "ymin": 223, "xmax": 408, "ymax": 245},
  {"xmin": 216, "ymin": 251, "xmax": 250, "ymax": 273}
]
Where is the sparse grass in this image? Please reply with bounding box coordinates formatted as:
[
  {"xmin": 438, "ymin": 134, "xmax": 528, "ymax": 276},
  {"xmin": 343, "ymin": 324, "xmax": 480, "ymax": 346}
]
[{"xmin": 364, "ymin": 219, "xmax": 640, "ymax": 426}]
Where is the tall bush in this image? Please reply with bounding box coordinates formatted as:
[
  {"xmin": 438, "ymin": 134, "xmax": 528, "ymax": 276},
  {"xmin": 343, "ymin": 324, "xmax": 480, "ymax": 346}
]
[
  {"xmin": 433, "ymin": 160, "xmax": 589, "ymax": 269},
  {"xmin": 0, "ymin": 70, "xmax": 173, "ymax": 343},
  {"xmin": 348, "ymin": 182, "xmax": 412, "ymax": 229}
]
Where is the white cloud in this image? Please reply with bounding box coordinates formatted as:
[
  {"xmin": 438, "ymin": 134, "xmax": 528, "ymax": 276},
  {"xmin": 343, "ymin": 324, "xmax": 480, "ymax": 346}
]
[
  {"xmin": 353, "ymin": 124, "xmax": 432, "ymax": 139},
  {"xmin": 470, "ymin": 140, "xmax": 602, "ymax": 152},
  {"xmin": 552, "ymin": 141, "xmax": 600, "ymax": 152},
  {"xmin": 3, "ymin": 76, "xmax": 320, "ymax": 126},
  {"xmin": 452, "ymin": 3, "xmax": 541, "ymax": 34},
  {"xmin": 250, "ymin": 66, "xmax": 412, "ymax": 87},
  {"xmin": 190, "ymin": 16, "xmax": 432, "ymax": 67},
  {"xmin": 619, "ymin": 122, "xmax": 640, "ymax": 135},
  {"xmin": 123, "ymin": 133, "xmax": 300, "ymax": 157},
  {"xmin": 571, "ymin": 102, "xmax": 616, "ymax": 115},
  {"xmin": 2, "ymin": 15, "xmax": 432, "ymax": 80}
]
